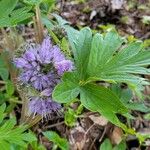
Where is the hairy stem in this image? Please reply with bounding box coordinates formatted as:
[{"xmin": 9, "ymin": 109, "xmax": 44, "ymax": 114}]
[{"xmin": 34, "ymin": 5, "xmax": 44, "ymax": 44}]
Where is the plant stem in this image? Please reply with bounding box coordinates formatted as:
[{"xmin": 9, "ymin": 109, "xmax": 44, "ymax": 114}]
[
  {"xmin": 20, "ymin": 93, "xmax": 29, "ymax": 124},
  {"xmin": 9, "ymin": 98, "xmax": 23, "ymax": 104},
  {"xmin": 0, "ymin": 80, "xmax": 6, "ymax": 84},
  {"xmin": 47, "ymin": 28, "xmax": 61, "ymax": 45},
  {"xmin": 35, "ymin": 5, "xmax": 44, "ymax": 43},
  {"xmin": 26, "ymin": 115, "xmax": 42, "ymax": 128}
]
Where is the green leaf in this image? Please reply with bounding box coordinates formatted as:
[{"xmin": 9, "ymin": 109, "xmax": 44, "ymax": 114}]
[
  {"xmin": 0, "ymin": 57, "xmax": 9, "ymax": 80},
  {"xmin": 0, "ymin": 68, "xmax": 9, "ymax": 81},
  {"xmin": 0, "ymin": 57, "xmax": 5, "ymax": 67},
  {"xmin": 53, "ymin": 73, "xmax": 128, "ymax": 127},
  {"xmin": 69, "ymin": 27, "xmax": 92, "ymax": 79},
  {"xmin": 64, "ymin": 25, "xmax": 79, "ymax": 47},
  {"xmin": 111, "ymin": 84, "xmax": 149, "ymax": 113},
  {"xmin": 101, "ymin": 43, "xmax": 149, "ymax": 75},
  {"xmin": 126, "ymin": 102, "xmax": 149, "ymax": 112},
  {"xmin": 53, "ymin": 72, "xmax": 80, "ymax": 103},
  {"xmin": 61, "ymin": 37, "xmax": 71, "ymax": 56},
  {"xmin": 0, "ymin": 6, "xmax": 33, "ymax": 27},
  {"xmin": 6, "ymin": 80, "xmax": 15, "ymax": 97},
  {"xmin": 111, "ymin": 84, "xmax": 132, "ymax": 103},
  {"xmin": 10, "ymin": 7, "xmax": 33, "ymax": 25},
  {"xmin": 0, "ymin": 103, "xmax": 6, "ymax": 123},
  {"xmin": 42, "ymin": 15, "xmax": 54, "ymax": 29},
  {"xmin": 22, "ymin": 131, "xmax": 37, "ymax": 143},
  {"xmin": 30, "ymin": 141, "xmax": 46, "ymax": 150},
  {"xmin": 23, "ymin": 0, "xmax": 42, "ymax": 5},
  {"xmin": 0, "ymin": 0, "xmax": 18, "ymax": 18},
  {"xmin": 113, "ymin": 141, "xmax": 126, "ymax": 150},
  {"xmin": 88, "ymin": 32, "xmax": 123, "ymax": 75},
  {"xmin": 43, "ymin": 131, "xmax": 69, "ymax": 150},
  {"xmin": 42, "ymin": 0, "xmax": 56, "ymax": 12},
  {"xmin": 0, "ymin": 17, "xmax": 11, "ymax": 27},
  {"xmin": 0, "ymin": 118, "xmax": 16, "ymax": 133},
  {"xmin": 0, "ymin": 117, "xmax": 31, "ymax": 148},
  {"xmin": 0, "ymin": 124, "xmax": 27, "ymax": 147},
  {"xmin": 100, "ymin": 139, "xmax": 112, "ymax": 150},
  {"xmin": 53, "ymin": 14, "xmax": 70, "ymax": 26},
  {"xmin": 0, "ymin": 93, "xmax": 6, "ymax": 104},
  {"xmin": 80, "ymin": 83, "xmax": 128, "ymax": 127},
  {"xmin": 80, "ymin": 83, "xmax": 127, "ymax": 114},
  {"xmin": 144, "ymin": 113, "xmax": 150, "ymax": 120},
  {"xmin": 64, "ymin": 108, "xmax": 76, "ymax": 127},
  {"xmin": 0, "ymin": 140, "xmax": 10, "ymax": 150},
  {"xmin": 0, "ymin": 107, "xmax": 34, "ymax": 148},
  {"xmin": 85, "ymin": 31, "xmax": 150, "ymax": 87}
]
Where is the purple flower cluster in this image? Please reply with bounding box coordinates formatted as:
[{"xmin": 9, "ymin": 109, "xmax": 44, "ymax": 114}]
[
  {"xmin": 29, "ymin": 97, "xmax": 61, "ymax": 116},
  {"xmin": 14, "ymin": 37, "xmax": 73, "ymax": 117}
]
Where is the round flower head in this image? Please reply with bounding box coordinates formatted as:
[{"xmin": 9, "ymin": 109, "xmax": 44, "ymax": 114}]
[
  {"xmin": 14, "ymin": 36, "xmax": 74, "ymax": 118},
  {"xmin": 14, "ymin": 37, "xmax": 74, "ymax": 90}
]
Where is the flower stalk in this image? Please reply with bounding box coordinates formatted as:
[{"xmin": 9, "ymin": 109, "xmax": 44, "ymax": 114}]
[{"xmin": 34, "ymin": 5, "xmax": 44, "ymax": 44}]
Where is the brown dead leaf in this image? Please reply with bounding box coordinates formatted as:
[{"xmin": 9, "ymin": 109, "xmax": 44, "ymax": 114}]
[
  {"xmin": 111, "ymin": 0, "xmax": 125, "ymax": 10},
  {"xmin": 89, "ymin": 115, "xmax": 108, "ymax": 126},
  {"xmin": 109, "ymin": 127, "xmax": 124, "ymax": 144},
  {"xmin": 69, "ymin": 124, "xmax": 87, "ymax": 150}
]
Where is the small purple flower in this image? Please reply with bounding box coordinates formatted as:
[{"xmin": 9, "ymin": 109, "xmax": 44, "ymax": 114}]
[
  {"xmin": 28, "ymin": 97, "xmax": 61, "ymax": 116},
  {"xmin": 30, "ymin": 74, "xmax": 50, "ymax": 90},
  {"xmin": 39, "ymin": 38, "xmax": 53, "ymax": 64},
  {"xmin": 41, "ymin": 88, "xmax": 52, "ymax": 96},
  {"xmin": 54, "ymin": 60, "xmax": 74, "ymax": 75},
  {"xmin": 23, "ymin": 49, "xmax": 36, "ymax": 61},
  {"xmin": 19, "ymin": 70, "xmax": 34, "ymax": 83},
  {"xmin": 14, "ymin": 58, "xmax": 32, "ymax": 69},
  {"xmin": 52, "ymin": 46, "xmax": 65, "ymax": 63}
]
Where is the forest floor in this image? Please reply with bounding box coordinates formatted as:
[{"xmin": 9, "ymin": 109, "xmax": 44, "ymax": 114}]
[
  {"xmin": 36, "ymin": 0, "xmax": 150, "ymax": 150},
  {"xmin": 1, "ymin": 0, "xmax": 149, "ymax": 150}
]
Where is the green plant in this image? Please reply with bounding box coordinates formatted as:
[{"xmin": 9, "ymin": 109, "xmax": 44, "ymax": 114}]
[
  {"xmin": 64, "ymin": 103, "xmax": 83, "ymax": 127},
  {"xmin": 43, "ymin": 131, "xmax": 69, "ymax": 150},
  {"xmin": 142, "ymin": 16, "xmax": 150, "ymax": 25},
  {"xmin": 0, "ymin": 0, "xmax": 33, "ymax": 27},
  {"xmin": 0, "ymin": 104, "xmax": 37, "ymax": 149},
  {"xmin": 0, "ymin": 56, "xmax": 9, "ymax": 81},
  {"xmin": 53, "ymin": 28, "xmax": 150, "ymax": 130},
  {"xmin": 100, "ymin": 139, "xmax": 126, "ymax": 150},
  {"xmin": 111, "ymin": 84, "xmax": 149, "ymax": 113}
]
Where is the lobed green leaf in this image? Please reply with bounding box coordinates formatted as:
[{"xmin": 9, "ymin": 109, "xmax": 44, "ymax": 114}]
[{"xmin": 0, "ymin": 0, "xmax": 18, "ymax": 18}]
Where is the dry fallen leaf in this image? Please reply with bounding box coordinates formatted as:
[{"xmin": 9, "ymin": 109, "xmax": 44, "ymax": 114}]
[
  {"xmin": 69, "ymin": 124, "xmax": 87, "ymax": 150},
  {"xmin": 111, "ymin": 0, "xmax": 124, "ymax": 10},
  {"xmin": 89, "ymin": 115, "xmax": 108, "ymax": 126},
  {"xmin": 109, "ymin": 127, "xmax": 124, "ymax": 144}
]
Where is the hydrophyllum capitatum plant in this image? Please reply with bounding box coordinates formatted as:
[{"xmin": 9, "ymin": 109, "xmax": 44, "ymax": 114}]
[
  {"xmin": 14, "ymin": 37, "xmax": 74, "ymax": 118},
  {"xmin": 52, "ymin": 27, "xmax": 150, "ymax": 130}
]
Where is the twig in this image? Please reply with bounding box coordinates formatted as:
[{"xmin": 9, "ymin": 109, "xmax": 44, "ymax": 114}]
[
  {"xmin": 89, "ymin": 136, "xmax": 97, "ymax": 150},
  {"xmin": 0, "ymin": 86, "xmax": 5, "ymax": 92},
  {"xmin": 20, "ymin": 93, "xmax": 29, "ymax": 124},
  {"xmin": 0, "ymin": 80, "xmax": 6, "ymax": 84},
  {"xmin": 99, "ymin": 126, "xmax": 107, "ymax": 142},
  {"xmin": 85, "ymin": 123, "xmax": 95, "ymax": 136},
  {"xmin": 45, "ymin": 121, "xmax": 64, "ymax": 129},
  {"xmin": 26, "ymin": 115, "xmax": 42, "ymax": 128}
]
